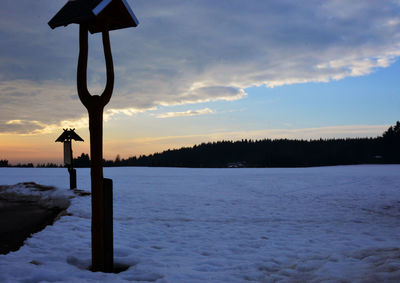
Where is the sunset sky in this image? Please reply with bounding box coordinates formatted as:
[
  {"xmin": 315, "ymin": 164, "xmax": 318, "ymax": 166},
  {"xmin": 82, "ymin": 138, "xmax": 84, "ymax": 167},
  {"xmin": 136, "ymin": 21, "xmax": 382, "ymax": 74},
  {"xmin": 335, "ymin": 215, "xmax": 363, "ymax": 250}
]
[{"xmin": 1, "ymin": 0, "xmax": 400, "ymax": 164}]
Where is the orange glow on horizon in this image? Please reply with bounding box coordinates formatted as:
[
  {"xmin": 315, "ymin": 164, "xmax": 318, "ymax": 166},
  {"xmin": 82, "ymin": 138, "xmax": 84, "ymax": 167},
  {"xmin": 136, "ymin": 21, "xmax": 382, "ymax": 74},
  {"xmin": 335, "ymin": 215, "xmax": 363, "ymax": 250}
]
[
  {"xmin": 0, "ymin": 133, "xmax": 176, "ymax": 165},
  {"xmin": 1, "ymin": 124, "xmax": 387, "ymax": 165}
]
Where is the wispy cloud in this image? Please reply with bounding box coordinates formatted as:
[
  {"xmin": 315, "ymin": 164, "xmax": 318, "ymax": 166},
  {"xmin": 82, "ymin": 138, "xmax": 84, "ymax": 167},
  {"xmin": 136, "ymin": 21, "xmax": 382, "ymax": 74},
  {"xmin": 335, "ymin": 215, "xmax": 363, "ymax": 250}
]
[
  {"xmin": 105, "ymin": 106, "xmax": 156, "ymax": 117},
  {"xmin": 156, "ymin": 108, "xmax": 215, "ymax": 118},
  {"xmin": 129, "ymin": 125, "xmax": 388, "ymax": 144}
]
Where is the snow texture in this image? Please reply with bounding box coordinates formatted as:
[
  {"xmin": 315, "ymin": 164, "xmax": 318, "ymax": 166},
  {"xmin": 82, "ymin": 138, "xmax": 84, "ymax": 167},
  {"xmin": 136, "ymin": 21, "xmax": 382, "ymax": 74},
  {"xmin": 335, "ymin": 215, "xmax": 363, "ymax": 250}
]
[
  {"xmin": 0, "ymin": 165, "xmax": 399, "ymax": 282},
  {"xmin": 0, "ymin": 182, "xmax": 72, "ymax": 210}
]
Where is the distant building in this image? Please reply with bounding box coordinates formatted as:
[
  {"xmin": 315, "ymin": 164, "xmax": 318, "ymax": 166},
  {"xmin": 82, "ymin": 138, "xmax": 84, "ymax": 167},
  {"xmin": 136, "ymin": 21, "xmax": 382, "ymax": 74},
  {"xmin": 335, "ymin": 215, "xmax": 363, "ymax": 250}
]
[{"xmin": 227, "ymin": 162, "xmax": 245, "ymax": 168}]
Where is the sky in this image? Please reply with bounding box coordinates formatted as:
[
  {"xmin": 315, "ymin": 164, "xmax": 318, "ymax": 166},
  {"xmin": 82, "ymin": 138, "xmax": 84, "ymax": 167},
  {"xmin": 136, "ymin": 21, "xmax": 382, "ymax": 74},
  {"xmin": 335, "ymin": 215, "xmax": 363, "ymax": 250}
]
[{"xmin": 0, "ymin": 0, "xmax": 400, "ymax": 164}]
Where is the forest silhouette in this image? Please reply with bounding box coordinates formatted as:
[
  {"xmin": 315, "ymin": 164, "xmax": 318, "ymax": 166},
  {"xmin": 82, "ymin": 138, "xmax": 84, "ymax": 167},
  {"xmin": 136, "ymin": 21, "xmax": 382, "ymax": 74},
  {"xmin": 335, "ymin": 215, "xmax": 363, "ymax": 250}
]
[
  {"xmin": 73, "ymin": 122, "xmax": 400, "ymax": 168},
  {"xmin": 2, "ymin": 122, "xmax": 400, "ymax": 168}
]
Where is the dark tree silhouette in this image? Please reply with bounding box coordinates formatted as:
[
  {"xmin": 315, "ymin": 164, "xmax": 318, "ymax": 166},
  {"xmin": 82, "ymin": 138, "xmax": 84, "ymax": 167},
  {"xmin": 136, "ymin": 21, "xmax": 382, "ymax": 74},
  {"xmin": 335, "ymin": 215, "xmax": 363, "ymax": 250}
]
[
  {"xmin": 74, "ymin": 153, "xmax": 91, "ymax": 168},
  {"xmin": 67, "ymin": 122, "xmax": 400, "ymax": 168},
  {"xmin": 0, "ymin": 160, "xmax": 9, "ymax": 167},
  {"xmin": 382, "ymin": 121, "xmax": 400, "ymax": 162}
]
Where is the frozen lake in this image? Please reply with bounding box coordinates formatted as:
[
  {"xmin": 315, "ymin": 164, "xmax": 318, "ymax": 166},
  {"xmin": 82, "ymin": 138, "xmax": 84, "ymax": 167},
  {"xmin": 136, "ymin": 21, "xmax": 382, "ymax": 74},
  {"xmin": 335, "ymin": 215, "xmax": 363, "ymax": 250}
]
[{"xmin": 0, "ymin": 165, "xmax": 400, "ymax": 282}]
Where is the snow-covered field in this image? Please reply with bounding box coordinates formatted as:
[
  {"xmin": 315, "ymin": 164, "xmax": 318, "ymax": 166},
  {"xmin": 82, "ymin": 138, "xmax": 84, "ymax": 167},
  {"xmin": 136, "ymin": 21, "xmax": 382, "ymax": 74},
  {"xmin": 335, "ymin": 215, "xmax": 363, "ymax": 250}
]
[{"xmin": 0, "ymin": 165, "xmax": 400, "ymax": 282}]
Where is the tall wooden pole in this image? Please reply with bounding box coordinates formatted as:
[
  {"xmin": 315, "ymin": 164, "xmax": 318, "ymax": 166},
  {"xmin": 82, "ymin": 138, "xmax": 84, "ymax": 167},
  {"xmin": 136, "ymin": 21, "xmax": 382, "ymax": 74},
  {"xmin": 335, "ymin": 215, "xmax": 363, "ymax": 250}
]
[{"xmin": 77, "ymin": 23, "xmax": 114, "ymax": 272}]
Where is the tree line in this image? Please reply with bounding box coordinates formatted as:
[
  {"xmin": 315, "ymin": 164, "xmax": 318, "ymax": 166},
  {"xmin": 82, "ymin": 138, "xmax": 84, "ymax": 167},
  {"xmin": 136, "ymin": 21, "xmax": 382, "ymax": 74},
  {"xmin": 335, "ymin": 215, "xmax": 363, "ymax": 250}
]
[
  {"xmin": 73, "ymin": 121, "xmax": 400, "ymax": 168},
  {"xmin": 0, "ymin": 160, "xmax": 61, "ymax": 168},
  {"xmin": 1, "ymin": 122, "xmax": 400, "ymax": 168}
]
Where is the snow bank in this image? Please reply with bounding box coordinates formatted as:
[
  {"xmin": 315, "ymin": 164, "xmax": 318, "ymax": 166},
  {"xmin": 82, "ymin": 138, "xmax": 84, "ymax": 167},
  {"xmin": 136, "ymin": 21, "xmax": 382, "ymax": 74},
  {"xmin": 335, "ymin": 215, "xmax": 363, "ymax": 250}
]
[
  {"xmin": 0, "ymin": 182, "xmax": 72, "ymax": 210},
  {"xmin": 0, "ymin": 165, "xmax": 399, "ymax": 282}
]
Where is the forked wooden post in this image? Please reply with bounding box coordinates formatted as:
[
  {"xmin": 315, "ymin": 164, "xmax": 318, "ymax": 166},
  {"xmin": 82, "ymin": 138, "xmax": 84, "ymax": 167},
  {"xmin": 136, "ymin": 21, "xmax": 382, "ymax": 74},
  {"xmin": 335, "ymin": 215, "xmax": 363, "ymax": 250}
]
[
  {"xmin": 77, "ymin": 23, "xmax": 114, "ymax": 272},
  {"xmin": 48, "ymin": 0, "xmax": 139, "ymax": 273}
]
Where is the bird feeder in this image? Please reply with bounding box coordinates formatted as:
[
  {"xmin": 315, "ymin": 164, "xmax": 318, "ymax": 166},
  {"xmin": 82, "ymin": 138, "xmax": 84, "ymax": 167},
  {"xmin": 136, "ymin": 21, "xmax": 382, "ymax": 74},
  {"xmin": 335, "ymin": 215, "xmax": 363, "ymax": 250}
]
[
  {"xmin": 55, "ymin": 128, "xmax": 84, "ymax": 190},
  {"xmin": 49, "ymin": 0, "xmax": 139, "ymax": 273}
]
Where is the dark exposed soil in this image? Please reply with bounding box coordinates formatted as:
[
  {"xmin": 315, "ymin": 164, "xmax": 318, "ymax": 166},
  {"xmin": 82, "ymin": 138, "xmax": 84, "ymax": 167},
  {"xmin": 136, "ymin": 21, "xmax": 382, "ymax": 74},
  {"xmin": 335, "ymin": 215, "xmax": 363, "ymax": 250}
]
[{"xmin": 0, "ymin": 199, "xmax": 63, "ymax": 254}]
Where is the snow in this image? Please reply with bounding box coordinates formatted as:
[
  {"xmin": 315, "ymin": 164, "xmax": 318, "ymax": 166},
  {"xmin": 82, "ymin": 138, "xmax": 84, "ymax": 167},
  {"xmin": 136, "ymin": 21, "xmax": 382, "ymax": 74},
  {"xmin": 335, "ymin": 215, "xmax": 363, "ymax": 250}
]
[
  {"xmin": 0, "ymin": 182, "xmax": 72, "ymax": 210},
  {"xmin": 0, "ymin": 165, "xmax": 400, "ymax": 282}
]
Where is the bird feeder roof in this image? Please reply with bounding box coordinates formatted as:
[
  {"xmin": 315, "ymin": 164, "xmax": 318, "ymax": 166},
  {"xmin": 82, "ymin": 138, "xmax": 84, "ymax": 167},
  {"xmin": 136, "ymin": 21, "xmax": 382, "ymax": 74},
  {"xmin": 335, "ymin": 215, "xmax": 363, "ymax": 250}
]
[
  {"xmin": 55, "ymin": 129, "xmax": 84, "ymax": 142},
  {"xmin": 48, "ymin": 0, "xmax": 139, "ymax": 34}
]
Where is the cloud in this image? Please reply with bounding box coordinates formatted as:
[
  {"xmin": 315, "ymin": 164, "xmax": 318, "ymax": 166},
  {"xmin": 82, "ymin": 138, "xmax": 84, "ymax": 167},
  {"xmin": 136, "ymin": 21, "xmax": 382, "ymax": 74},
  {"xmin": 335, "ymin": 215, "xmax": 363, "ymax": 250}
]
[
  {"xmin": 0, "ymin": 79, "xmax": 85, "ymax": 132},
  {"xmin": 156, "ymin": 108, "xmax": 215, "ymax": 118},
  {"xmin": 157, "ymin": 87, "xmax": 247, "ymax": 106},
  {"xmin": 105, "ymin": 107, "xmax": 155, "ymax": 117},
  {"xmin": 0, "ymin": 120, "xmax": 46, "ymax": 134},
  {"xmin": 0, "ymin": 104, "xmax": 156, "ymax": 135},
  {"xmin": 0, "ymin": 116, "xmax": 89, "ymax": 136},
  {"xmin": 1, "ymin": 1, "xmax": 400, "ymax": 133}
]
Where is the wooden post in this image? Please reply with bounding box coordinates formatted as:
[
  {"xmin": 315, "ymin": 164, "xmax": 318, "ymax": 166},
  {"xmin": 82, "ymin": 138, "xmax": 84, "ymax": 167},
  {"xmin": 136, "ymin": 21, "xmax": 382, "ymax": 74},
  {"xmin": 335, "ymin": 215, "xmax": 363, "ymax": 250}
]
[
  {"xmin": 69, "ymin": 168, "xmax": 77, "ymax": 190},
  {"xmin": 77, "ymin": 23, "xmax": 114, "ymax": 272},
  {"xmin": 88, "ymin": 106, "xmax": 106, "ymax": 271},
  {"xmin": 103, "ymin": 178, "xmax": 113, "ymax": 272},
  {"xmin": 69, "ymin": 140, "xmax": 76, "ymax": 190}
]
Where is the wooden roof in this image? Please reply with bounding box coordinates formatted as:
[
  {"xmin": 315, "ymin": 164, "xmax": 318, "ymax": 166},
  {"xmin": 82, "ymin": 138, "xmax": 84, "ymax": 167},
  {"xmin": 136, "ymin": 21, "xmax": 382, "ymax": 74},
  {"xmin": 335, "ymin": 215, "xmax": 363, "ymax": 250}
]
[
  {"xmin": 49, "ymin": 0, "xmax": 139, "ymax": 34},
  {"xmin": 55, "ymin": 129, "xmax": 84, "ymax": 142}
]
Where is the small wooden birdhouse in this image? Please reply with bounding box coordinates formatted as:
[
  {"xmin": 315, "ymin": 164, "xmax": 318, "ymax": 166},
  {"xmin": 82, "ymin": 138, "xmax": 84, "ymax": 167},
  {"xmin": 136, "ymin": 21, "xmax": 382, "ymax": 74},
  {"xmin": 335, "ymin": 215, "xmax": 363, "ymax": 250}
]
[
  {"xmin": 56, "ymin": 128, "xmax": 83, "ymax": 190},
  {"xmin": 55, "ymin": 128, "xmax": 84, "ymax": 143},
  {"xmin": 48, "ymin": 0, "xmax": 139, "ymax": 33},
  {"xmin": 55, "ymin": 128, "xmax": 84, "ymax": 166}
]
